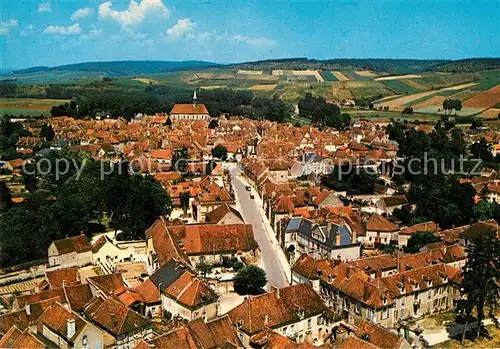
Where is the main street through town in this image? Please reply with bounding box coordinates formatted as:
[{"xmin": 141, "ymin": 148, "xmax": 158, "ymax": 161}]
[{"xmin": 230, "ymin": 169, "xmax": 290, "ymax": 289}]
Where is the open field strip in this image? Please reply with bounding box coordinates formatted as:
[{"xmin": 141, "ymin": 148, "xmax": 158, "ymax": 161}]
[
  {"xmin": 237, "ymin": 69, "xmax": 263, "ymax": 75},
  {"xmin": 463, "ymin": 85, "xmax": 500, "ymax": 108},
  {"xmin": 291, "ymin": 70, "xmax": 324, "ymax": 82},
  {"xmin": 412, "ymin": 95, "xmax": 448, "ymax": 109},
  {"xmin": 248, "ymin": 84, "xmax": 277, "ymax": 91},
  {"xmin": 478, "ymin": 108, "xmax": 500, "ymax": 119},
  {"xmin": 374, "ymin": 82, "xmax": 484, "ymax": 111},
  {"xmin": 441, "ymin": 82, "xmax": 478, "ymax": 91},
  {"xmin": 133, "ymin": 78, "xmax": 159, "ymax": 84},
  {"xmin": 375, "ymin": 74, "xmax": 422, "ymax": 81},
  {"xmin": 199, "ymin": 85, "xmax": 227, "ymax": 90},
  {"xmin": 355, "ymin": 70, "xmax": 377, "ymax": 77},
  {"xmin": 332, "ymin": 71, "xmax": 349, "ymax": 81},
  {"xmin": 373, "ymin": 94, "xmax": 401, "ymax": 103}
]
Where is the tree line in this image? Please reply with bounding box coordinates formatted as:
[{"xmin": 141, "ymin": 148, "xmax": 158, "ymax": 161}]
[{"xmin": 0, "ymin": 148, "xmax": 171, "ymax": 267}]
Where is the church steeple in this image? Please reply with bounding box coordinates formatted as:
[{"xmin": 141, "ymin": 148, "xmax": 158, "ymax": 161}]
[{"xmin": 192, "ymin": 90, "xmax": 198, "ymax": 109}]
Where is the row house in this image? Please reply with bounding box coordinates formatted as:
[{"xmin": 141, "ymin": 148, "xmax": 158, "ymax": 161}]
[
  {"xmin": 283, "ymin": 217, "xmax": 361, "ymax": 263},
  {"xmin": 292, "ymin": 252, "xmax": 463, "ymax": 329},
  {"xmin": 228, "ymin": 284, "xmax": 330, "ymax": 348},
  {"xmin": 145, "ymin": 217, "xmax": 258, "ymax": 273}
]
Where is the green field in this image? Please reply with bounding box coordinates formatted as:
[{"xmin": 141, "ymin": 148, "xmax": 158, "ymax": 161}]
[
  {"xmin": 380, "ymin": 79, "xmax": 421, "ymax": 94},
  {"xmin": 0, "ymin": 98, "xmax": 69, "ymax": 116},
  {"xmin": 319, "ymin": 71, "xmax": 337, "ymax": 81}
]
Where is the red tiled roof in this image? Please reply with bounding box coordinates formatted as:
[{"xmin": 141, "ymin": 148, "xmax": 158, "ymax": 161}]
[
  {"xmin": 170, "ymin": 104, "xmax": 209, "ymax": 115},
  {"xmin": 366, "ymin": 214, "xmax": 398, "ymax": 232},
  {"xmin": 46, "ymin": 267, "xmax": 80, "ymax": 288},
  {"xmin": 355, "ymin": 320, "xmax": 404, "ymax": 349},
  {"xmin": 135, "ymin": 279, "xmax": 160, "ymax": 304},
  {"xmin": 52, "ymin": 234, "xmax": 91, "ymax": 254},
  {"xmin": 228, "ymin": 284, "xmax": 326, "ymax": 335}
]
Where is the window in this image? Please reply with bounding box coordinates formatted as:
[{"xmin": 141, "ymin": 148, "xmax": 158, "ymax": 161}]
[
  {"xmin": 400, "ymin": 309, "xmax": 405, "ymax": 318},
  {"xmin": 355, "ymin": 303, "xmax": 361, "ymax": 315},
  {"xmin": 428, "ymin": 290, "xmax": 431, "ymax": 299},
  {"xmin": 394, "ymin": 310, "xmax": 398, "ymax": 319},
  {"xmin": 381, "ymin": 308, "xmax": 389, "ymax": 320},
  {"xmin": 317, "ymin": 316, "xmax": 323, "ymax": 325},
  {"xmin": 82, "ymin": 335, "xmax": 88, "ymax": 348},
  {"xmin": 307, "ymin": 319, "xmax": 312, "ymax": 328},
  {"xmin": 434, "ymin": 299, "xmax": 438, "ymax": 307},
  {"xmin": 283, "ymin": 327, "xmax": 287, "ymax": 335}
]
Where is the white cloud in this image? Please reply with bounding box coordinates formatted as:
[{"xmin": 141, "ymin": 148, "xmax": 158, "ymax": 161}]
[
  {"xmin": 165, "ymin": 18, "xmax": 195, "ymax": 41},
  {"xmin": 38, "ymin": 2, "xmax": 52, "ymax": 13},
  {"xmin": 98, "ymin": 0, "xmax": 170, "ymax": 28},
  {"xmin": 0, "ymin": 19, "xmax": 18, "ymax": 35},
  {"xmin": 82, "ymin": 26, "xmax": 102, "ymax": 39},
  {"xmin": 71, "ymin": 8, "xmax": 92, "ymax": 21},
  {"xmin": 232, "ymin": 34, "xmax": 275, "ymax": 47},
  {"xmin": 44, "ymin": 23, "xmax": 82, "ymax": 35},
  {"xmin": 20, "ymin": 24, "xmax": 35, "ymax": 36}
]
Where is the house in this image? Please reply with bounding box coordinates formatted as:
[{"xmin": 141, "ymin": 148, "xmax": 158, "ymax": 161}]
[
  {"xmin": 45, "ymin": 267, "xmax": 81, "ymax": 288},
  {"xmin": 313, "ymin": 191, "xmax": 344, "ymax": 209},
  {"xmin": 161, "ymin": 270, "xmax": 218, "ymax": 321},
  {"xmin": 146, "ymin": 218, "xmax": 259, "ymax": 269},
  {"xmin": 36, "ymin": 302, "xmax": 107, "ymax": 349},
  {"xmin": 228, "ymin": 283, "xmax": 329, "ymax": 347},
  {"xmin": 459, "ymin": 220, "xmax": 499, "ymax": 248},
  {"xmin": 338, "ymin": 320, "xmax": 411, "ymax": 349},
  {"xmin": 205, "ymin": 204, "xmax": 244, "ymax": 225},
  {"xmin": 283, "ymin": 217, "xmax": 361, "ymax": 262},
  {"xmin": 134, "ymin": 315, "xmax": 242, "ymax": 349},
  {"xmin": 398, "ymin": 221, "xmax": 439, "ymax": 248},
  {"xmin": 0, "ymin": 326, "xmax": 51, "ymax": 348},
  {"xmin": 84, "ymin": 296, "xmax": 152, "ymax": 349},
  {"xmin": 135, "ymin": 279, "xmax": 162, "ymax": 318},
  {"xmin": 87, "ymin": 273, "xmax": 126, "ymax": 298},
  {"xmin": 361, "ymin": 214, "xmax": 398, "ymax": 248},
  {"xmin": 317, "ymin": 262, "xmax": 462, "ymax": 328},
  {"xmin": 291, "ymin": 253, "xmax": 340, "ymax": 293},
  {"xmin": 92, "ymin": 235, "xmax": 147, "ymax": 274},
  {"xmin": 376, "ymin": 195, "xmax": 408, "ymax": 216},
  {"xmin": 170, "ymin": 92, "xmax": 210, "ymax": 121},
  {"xmin": 47, "ymin": 234, "xmax": 92, "ymax": 268}
]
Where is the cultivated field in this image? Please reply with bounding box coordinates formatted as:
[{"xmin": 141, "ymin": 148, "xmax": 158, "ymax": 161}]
[
  {"xmin": 413, "ymin": 95, "xmax": 448, "ymax": 109},
  {"xmin": 332, "ymin": 71, "xmax": 350, "ymax": 81},
  {"xmin": 237, "ymin": 70, "xmax": 263, "ymax": 75},
  {"xmin": 355, "ymin": 70, "xmax": 378, "ymax": 77},
  {"xmin": 478, "ymin": 108, "xmax": 500, "ymax": 119},
  {"xmin": 248, "ymin": 84, "xmax": 277, "ymax": 91},
  {"xmin": 133, "ymin": 77, "xmax": 159, "ymax": 84},
  {"xmin": 375, "ymin": 74, "xmax": 422, "ymax": 81},
  {"xmin": 0, "ymin": 98, "xmax": 70, "ymax": 116},
  {"xmin": 463, "ymin": 85, "xmax": 500, "ymax": 108}
]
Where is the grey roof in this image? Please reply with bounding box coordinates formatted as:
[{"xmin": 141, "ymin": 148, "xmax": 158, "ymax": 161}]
[{"xmin": 149, "ymin": 259, "xmax": 187, "ymax": 292}]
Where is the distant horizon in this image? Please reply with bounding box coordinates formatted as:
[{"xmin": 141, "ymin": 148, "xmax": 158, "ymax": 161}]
[
  {"xmin": 1, "ymin": 0, "xmax": 498, "ymax": 69},
  {"xmin": 4, "ymin": 56, "xmax": 500, "ymax": 72}
]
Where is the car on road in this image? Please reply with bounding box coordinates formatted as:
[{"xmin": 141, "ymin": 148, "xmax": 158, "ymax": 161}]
[{"xmin": 245, "ymin": 186, "xmax": 251, "ymax": 191}]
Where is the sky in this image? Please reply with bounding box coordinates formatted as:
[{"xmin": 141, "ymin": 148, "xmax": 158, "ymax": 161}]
[{"xmin": 1, "ymin": 0, "xmax": 499, "ymax": 69}]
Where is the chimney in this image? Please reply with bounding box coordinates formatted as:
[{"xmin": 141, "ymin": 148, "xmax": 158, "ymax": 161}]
[
  {"xmin": 67, "ymin": 318, "xmax": 76, "ymax": 338},
  {"xmin": 25, "ymin": 304, "xmax": 31, "ymax": 316},
  {"xmin": 271, "ymin": 285, "xmax": 280, "ymax": 299}
]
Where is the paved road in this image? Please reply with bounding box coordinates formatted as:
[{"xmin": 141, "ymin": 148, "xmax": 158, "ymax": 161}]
[{"xmin": 231, "ymin": 171, "xmax": 290, "ymax": 289}]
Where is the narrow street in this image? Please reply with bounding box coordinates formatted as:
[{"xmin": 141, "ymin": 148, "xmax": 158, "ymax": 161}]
[{"xmin": 230, "ymin": 170, "xmax": 290, "ymax": 289}]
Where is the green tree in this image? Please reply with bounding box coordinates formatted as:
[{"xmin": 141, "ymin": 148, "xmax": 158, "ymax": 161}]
[
  {"xmin": 470, "ymin": 138, "xmax": 492, "ymax": 162},
  {"xmin": 40, "ymin": 123, "xmax": 55, "ymax": 142},
  {"xmin": 208, "ymin": 119, "xmax": 218, "ymax": 129},
  {"xmin": 196, "ymin": 262, "xmax": 213, "ymax": 277},
  {"xmin": 471, "ymin": 118, "xmax": 484, "ymax": 130},
  {"xmin": 172, "ymin": 147, "xmax": 188, "ymax": 173},
  {"xmin": 404, "ymin": 231, "xmax": 441, "ymax": 253},
  {"xmin": 234, "ymin": 265, "xmax": 267, "ymax": 294},
  {"xmin": 180, "ymin": 191, "xmax": 190, "ymax": 216},
  {"xmin": 0, "ymin": 182, "xmax": 12, "ymax": 212},
  {"xmin": 459, "ymin": 230, "xmax": 500, "ymax": 341},
  {"xmin": 473, "ymin": 201, "xmax": 500, "ymax": 221},
  {"xmin": 212, "ymin": 145, "xmax": 228, "ymax": 160}
]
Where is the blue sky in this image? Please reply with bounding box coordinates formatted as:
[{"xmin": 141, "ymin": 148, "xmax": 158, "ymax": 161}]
[{"xmin": 1, "ymin": 0, "xmax": 499, "ymax": 69}]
